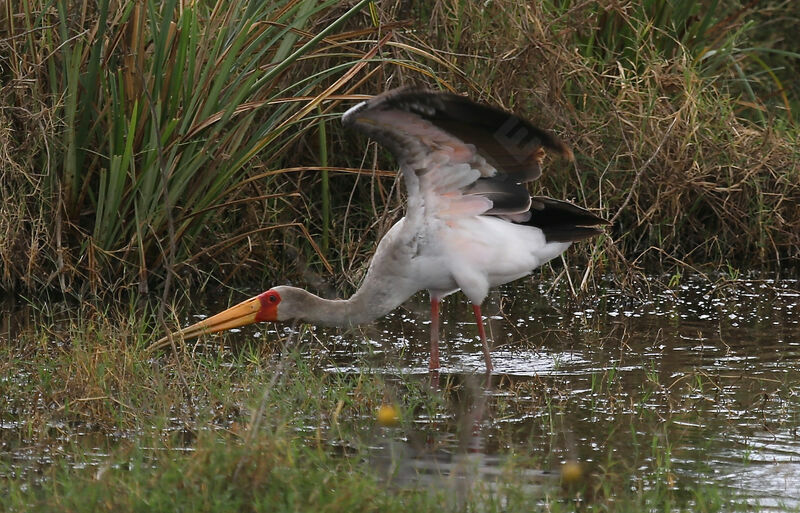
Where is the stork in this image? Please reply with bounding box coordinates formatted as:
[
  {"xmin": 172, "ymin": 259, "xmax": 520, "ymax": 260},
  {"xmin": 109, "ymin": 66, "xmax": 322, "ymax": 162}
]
[{"xmin": 154, "ymin": 88, "xmax": 608, "ymax": 373}]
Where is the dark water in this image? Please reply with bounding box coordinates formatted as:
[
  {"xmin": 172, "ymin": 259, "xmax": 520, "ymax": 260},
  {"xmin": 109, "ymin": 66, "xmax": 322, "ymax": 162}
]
[
  {"xmin": 286, "ymin": 273, "xmax": 800, "ymax": 509},
  {"xmin": 3, "ymin": 274, "xmax": 800, "ymax": 508}
]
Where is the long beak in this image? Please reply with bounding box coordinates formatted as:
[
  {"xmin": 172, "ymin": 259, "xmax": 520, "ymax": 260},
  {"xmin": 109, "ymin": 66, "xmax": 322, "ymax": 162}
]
[{"xmin": 150, "ymin": 294, "xmax": 274, "ymax": 353}]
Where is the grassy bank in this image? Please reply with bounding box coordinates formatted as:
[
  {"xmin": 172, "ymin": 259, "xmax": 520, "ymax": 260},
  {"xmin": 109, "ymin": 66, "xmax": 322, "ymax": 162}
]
[
  {"xmin": 1, "ymin": 0, "xmax": 798, "ymax": 297},
  {"xmin": 0, "ymin": 0, "xmax": 398, "ymax": 294}
]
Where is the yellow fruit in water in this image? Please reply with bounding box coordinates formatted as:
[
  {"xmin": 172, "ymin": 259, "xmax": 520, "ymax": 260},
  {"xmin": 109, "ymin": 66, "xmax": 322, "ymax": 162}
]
[
  {"xmin": 561, "ymin": 460, "xmax": 583, "ymax": 484},
  {"xmin": 377, "ymin": 404, "xmax": 399, "ymax": 426}
]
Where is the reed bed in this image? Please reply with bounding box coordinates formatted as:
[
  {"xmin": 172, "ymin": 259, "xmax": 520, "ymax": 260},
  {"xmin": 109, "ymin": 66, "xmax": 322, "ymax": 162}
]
[{"xmin": 1, "ymin": 0, "xmax": 798, "ymax": 298}]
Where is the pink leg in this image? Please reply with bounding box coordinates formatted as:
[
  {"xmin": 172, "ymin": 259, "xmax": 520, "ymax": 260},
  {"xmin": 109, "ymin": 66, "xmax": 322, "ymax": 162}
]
[
  {"xmin": 472, "ymin": 304, "xmax": 493, "ymax": 374},
  {"xmin": 429, "ymin": 297, "xmax": 441, "ymax": 371}
]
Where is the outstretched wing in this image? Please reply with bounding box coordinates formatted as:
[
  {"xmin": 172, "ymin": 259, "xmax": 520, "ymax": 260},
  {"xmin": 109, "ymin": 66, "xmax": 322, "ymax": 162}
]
[{"xmin": 342, "ymin": 87, "xmax": 573, "ymax": 220}]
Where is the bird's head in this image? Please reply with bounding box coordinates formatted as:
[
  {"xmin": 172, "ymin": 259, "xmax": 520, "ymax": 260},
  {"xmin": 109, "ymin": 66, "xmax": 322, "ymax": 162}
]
[{"xmin": 151, "ymin": 286, "xmax": 306, "ymax": 351}]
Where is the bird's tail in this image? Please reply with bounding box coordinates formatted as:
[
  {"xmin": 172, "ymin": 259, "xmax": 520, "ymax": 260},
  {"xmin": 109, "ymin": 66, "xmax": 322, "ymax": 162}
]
[{"xmin": 516, "ymin": 196, "xmax": 610, "ymax": 243}]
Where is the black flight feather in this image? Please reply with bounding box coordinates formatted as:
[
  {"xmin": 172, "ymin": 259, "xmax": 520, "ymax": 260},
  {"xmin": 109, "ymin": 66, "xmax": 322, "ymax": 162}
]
[{"xmin": 517, "ymin": 197, "xmax": 610, "ymax": 243}]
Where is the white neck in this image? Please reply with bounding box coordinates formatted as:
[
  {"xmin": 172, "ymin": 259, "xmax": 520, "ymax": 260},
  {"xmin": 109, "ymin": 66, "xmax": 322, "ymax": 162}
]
[{"xmin": 278, "ymin": 282, "xmax": 410, "ymax": 327}]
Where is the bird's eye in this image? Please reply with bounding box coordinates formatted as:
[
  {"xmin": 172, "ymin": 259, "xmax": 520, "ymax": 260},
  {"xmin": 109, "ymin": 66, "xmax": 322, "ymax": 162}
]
[{"xmin": 268, "ymin": 293, "xmax": 279, "ymax": 303}]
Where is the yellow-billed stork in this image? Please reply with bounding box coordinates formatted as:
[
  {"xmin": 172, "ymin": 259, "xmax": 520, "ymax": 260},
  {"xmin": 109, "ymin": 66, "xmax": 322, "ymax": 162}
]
[{"xmin": 155, "ymin": 88, "xmax": 608, "ymax": 373}]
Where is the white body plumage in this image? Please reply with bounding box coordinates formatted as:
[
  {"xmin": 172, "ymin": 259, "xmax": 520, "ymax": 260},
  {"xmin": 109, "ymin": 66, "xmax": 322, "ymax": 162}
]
[{"xmin": 159, "ymin": 88, "xmax": 607, "ymax": 373}]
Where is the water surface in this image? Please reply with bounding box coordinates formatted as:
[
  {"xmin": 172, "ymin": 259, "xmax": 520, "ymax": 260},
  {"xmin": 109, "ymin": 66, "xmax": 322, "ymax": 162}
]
[
  {"xmin": 286, "ymin": 273, "xmax": 800, "ymax": 508},
  {"xmin": 3, "ymin": 273, "xmax": 800, "ymax": 509}
]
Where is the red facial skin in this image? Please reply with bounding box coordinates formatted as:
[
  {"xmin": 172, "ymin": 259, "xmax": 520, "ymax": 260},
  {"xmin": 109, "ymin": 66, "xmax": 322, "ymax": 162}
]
[{"xmin": 255, "ymin": 289, "xmax": 281, "ymax": 322}]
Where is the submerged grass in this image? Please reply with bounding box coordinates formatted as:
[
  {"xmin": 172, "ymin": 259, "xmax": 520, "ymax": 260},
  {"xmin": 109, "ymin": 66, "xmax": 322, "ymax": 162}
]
[{"xmin": 3, "ymin": 288, "xmax": 795, "ymax": 511}]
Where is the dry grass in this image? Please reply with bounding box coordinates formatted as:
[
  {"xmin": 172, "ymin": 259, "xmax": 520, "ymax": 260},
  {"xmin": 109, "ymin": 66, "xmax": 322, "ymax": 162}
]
[
  {"xmin": 0, "ymin": 86, "xmax": 55, "ymax": 291},
  {"xmin": 382, "ymin": 0, "xmax": 800, "ymax": 271},
  {"xmin": 1, "ymin": 0, "xmax": 798, "ymax": 297}
]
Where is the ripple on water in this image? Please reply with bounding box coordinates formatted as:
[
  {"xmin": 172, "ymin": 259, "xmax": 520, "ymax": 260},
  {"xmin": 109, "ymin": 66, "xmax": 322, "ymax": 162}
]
[
  {"xmin": 336, "ymin": 274, "xmax": 800, "ymax": 504},
  {"xmin": 4, "ymin": 274, "xmax": 800, "ymax": 505}
]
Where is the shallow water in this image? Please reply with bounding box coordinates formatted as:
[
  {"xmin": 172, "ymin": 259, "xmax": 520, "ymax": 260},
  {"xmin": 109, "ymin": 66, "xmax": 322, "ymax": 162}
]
[
  {"xmin": 3, "ymin": 273, "xmax": 800, "ymax": 508},
  {"xmin": 287, "ymin": 273, "xmax": 800, "ymax": 509}
]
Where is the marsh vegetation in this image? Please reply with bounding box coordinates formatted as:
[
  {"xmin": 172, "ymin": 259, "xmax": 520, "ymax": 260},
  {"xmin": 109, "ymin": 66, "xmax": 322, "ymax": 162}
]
[{"xmin": 1, "ymin": 0, "xmax": 799, "ymax": 510}]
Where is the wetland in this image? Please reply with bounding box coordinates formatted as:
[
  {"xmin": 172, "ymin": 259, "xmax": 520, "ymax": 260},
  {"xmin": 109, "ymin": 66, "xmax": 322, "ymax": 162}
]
[{"xmin": 2, "ymin": 273, "xmax": 799, "ymax": 511}]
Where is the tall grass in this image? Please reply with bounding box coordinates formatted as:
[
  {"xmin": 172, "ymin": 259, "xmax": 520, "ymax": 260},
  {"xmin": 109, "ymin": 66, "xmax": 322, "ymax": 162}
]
[
  {"xmin": 561, "ymin": 0, "xmax": 800, "ymax": 124},
  {"xmin": 392, "ymin": 0, "xmax": 800, "ymax": 276},
  {"xmin": 1, "ymin": 0, "xmax": 383, "ymax": 294},
  {"xmin": 2, "ymin": 0, "xmax": 799, "ymax": 296}
]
